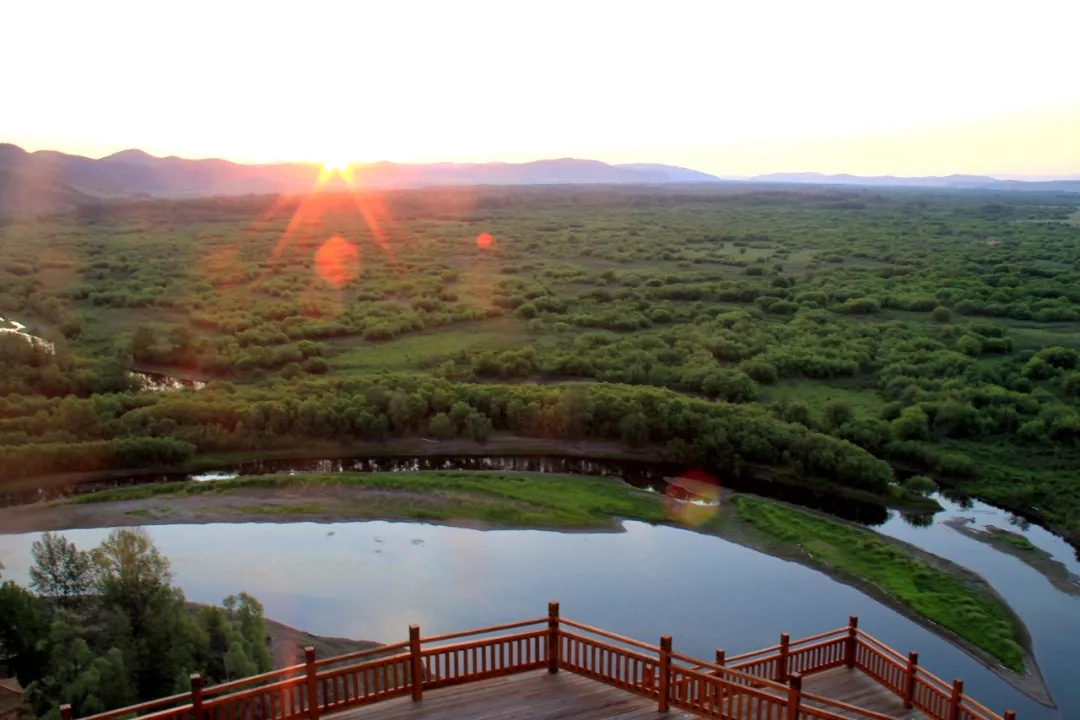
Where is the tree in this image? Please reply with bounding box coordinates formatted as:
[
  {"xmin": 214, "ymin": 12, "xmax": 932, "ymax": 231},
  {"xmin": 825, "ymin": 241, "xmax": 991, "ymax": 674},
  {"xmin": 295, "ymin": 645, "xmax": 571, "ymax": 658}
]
[
  {"xmin": 223, "ymin": 593, "xmax": 272, "ymax": 674},
  {"xmin": 891, "ymin": 406, "xmax": 930, "ymax": 441},
  {"xmin": 388, "ymin": 390, "xmax": 412, "ymax": 433},
  {"xmin": 130, "ymin": 326, "xmax": 156, "ymax": 363},
  {"xmin": 23, "ymin": 612, "xmax": 135, "ymax": 719},
  {"xmin": 619, "ymin": 411, "xmax": 649, "ymax": 447},
  {"xmin": 30, "ymin": 532, "xmax": 96, "ymax": 604},
  {"xmin": 931, "ymin": 306, "xmax": 951, "ymax": 323},
  {"xmin": 428, "ymin": 412, "xmax": 455, "ymax": 439},
  {"xmin": 0, "ymin": 581, "xmax": 49, "ymax": 685},
  {"xmin": 956, "ymin": 334, "xmax": 983, "ymax": 356},
  {"xmin": 903, "ymin": 475, "xmax": 938, "ymax": 496},
  {"xmin": 824, "ymin": 401, "xmax": 854, "ymax": 429},
  {"xmin": 91, "ymin": 529, "xmax": 196, "ymax": 700}
]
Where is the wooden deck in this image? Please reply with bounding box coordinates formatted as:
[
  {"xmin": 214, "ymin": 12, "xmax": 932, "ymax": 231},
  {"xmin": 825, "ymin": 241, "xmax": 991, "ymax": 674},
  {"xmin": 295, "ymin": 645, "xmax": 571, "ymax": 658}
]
[
  {"xmin": 804, "ymin": 668, "xmax": 928, "ymax": 719},
  {"xmin": 327, "ymin": 669, "xmax": 929, "ymax": 720},
  {"xmin": 66, "ymin": 606, "xmax": 1014, "ymax": 720},
  {"xmin": 327, "ymin": 671, "xmax": 694, "ymax": 720}
]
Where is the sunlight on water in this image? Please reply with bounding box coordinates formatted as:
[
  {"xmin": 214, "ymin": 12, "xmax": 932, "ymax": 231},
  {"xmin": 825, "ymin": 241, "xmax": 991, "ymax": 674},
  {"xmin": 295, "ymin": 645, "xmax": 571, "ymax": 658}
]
[{"xmin": 0, "ymin": 316, "xmax": 55, "ymax": 354}]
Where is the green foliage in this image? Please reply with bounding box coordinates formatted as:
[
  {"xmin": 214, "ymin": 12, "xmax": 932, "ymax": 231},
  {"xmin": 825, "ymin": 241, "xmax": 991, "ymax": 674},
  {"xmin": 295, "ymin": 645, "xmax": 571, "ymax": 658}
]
[
  {"xmin": 902, "ymin": 475, "xmax": 938, "ymax": 496},
  {"xmin": 5, "ymin": 529, "xmax": 278, "ymax": 718},
  {"xmin": 0, "ymin": 580, "xmax": 50, "ymax": 685},
  {"xmin": 931, "ymin": 306, "xmax": 951, "ymax": 323},
  {"xmin": 71, "ymin": 471, "xmax": 668, "ymax": 528},
  {"xmin": 29, "ymin": 532, "xmax": 96, "ymax": 604},
  {"xmin": 2, "ymin": 185, "xmax": 1080, "ymax": 536},
  {"xmin": 731, "ymin": 495, "xmax": 1025, "ymax": 671}
]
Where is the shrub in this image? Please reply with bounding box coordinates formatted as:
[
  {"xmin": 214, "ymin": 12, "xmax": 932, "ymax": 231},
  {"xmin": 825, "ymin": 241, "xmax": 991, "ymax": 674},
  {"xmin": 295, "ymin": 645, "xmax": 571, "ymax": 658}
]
[{"xmin": 902, "ymin": 475, "xmax": 938, "ymax": 496}]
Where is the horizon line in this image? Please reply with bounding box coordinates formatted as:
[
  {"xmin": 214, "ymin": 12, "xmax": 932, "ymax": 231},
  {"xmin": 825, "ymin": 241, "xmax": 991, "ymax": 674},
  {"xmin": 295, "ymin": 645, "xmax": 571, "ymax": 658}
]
[{"xmin": 4, "ymin": 142, "xmax": 1080, "ymax": 183}]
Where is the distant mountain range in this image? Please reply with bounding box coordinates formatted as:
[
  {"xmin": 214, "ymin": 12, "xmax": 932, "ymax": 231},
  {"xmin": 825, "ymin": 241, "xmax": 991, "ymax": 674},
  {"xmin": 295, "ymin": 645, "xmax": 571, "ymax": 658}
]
[
  {"xmin": 0, "ymin": 144, "xmax": 718, "ymax": 214},
  {"xmin": 1, "ymin": 143, "xmax": 1078, "ymax": 214},
  {"xmin": 749, "ymin": 172, "xmax": 1080, "ymax": 192}
]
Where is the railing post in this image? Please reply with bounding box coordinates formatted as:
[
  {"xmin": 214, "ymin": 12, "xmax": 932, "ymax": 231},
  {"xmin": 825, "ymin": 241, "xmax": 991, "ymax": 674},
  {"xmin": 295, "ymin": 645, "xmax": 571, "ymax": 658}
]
[
  {"xmin": 304, "ymin": 646, "xmax": 319, "ymax": 720},
  {"xmin": 658, "ymin": 635, "xmax": 672, "ymax": 713},
  {"xmin": 715, "ymin": 649, "xmax": 725, "ymax": 666},
  {"xmin": 190, "ymin": 673, "xmax": 203, "ymax": 720},
  {"xmin": 777, "ymin": 633, "xmax": 790, "ymax": 681},
  {"xmin": 60, "ymin": 706, "xmax": 73, "ymax": 720},
  {"xmin": 948, "ymin": 679, "xmax": 963, "ymax": 720},
  {"xmin": 845, "ymin": 616, "xmax": 859, "ymax": 669},
  {"xmin": 409, "ymin": 624, "xmax": 424, "ymax": 702},
  {"xmin": 786, "ymin": 673, "xmax": 803, "ymax": 720},
  {"xmin": 1003, "ymin": 711, "xmax": 1016, "ymax": 720},
  {"xmin": 903, "ymin": 652, "xmax": 918, "ymax": 709},
  {"xmin": 548, "ymin": 600, "xmax": 560, "ymax": 674}
]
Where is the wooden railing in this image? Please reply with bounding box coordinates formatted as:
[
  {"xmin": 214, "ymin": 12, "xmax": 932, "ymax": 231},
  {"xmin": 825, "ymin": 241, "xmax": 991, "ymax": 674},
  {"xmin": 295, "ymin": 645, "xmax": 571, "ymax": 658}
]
[{"xmin": 62, "ymin": 605, "xmax": 1016, "ymax": 720}]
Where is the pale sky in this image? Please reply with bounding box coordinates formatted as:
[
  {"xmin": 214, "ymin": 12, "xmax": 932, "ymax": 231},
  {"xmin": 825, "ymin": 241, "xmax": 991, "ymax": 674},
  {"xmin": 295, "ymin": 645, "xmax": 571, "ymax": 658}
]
[{"xmin": 3, "ymin": 0, "xmax": 1079, "ymax": 177}]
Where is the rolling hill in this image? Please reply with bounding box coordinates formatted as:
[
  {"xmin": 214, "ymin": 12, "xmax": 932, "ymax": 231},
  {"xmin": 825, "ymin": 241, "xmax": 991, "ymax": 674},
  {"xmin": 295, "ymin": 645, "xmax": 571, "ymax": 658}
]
[{"xmin": 0, "ymin": 145, "xmax": 720, "ymax": 214}]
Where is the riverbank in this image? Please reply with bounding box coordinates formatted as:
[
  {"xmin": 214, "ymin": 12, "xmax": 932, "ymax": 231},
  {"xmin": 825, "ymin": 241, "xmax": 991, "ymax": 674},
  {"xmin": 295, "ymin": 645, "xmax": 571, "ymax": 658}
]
[
  {"xmin": 3, "ymin": 471, "xmax": 665, "ymax": 533},
  {"xmin": 262, "ymin": 614, "xmax": 381, "ymax": 668},
  {"xmin": 0, "ymin": 469, "xmax": 1050, "ymax": 705},
  {"xmin": 704, "ymin": 496, "xmax": 1053, "ymax": 706},
  {"xmin": 944, "ymin": 518, "xmax": 1080, "ymax": 598},
  {"xmin": 0, "ymin": 437, "xmax": 656, "ymax": 496},
  {"xmin": 1, "ymin": 436, "xmax": 938, "ymax": 516}
]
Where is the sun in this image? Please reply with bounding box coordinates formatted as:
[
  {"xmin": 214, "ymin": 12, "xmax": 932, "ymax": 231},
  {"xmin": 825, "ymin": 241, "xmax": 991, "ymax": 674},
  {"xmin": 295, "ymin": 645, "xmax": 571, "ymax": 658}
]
[{"xmin": 322, "ymin": 155, "xmax": 351, "ymax": 173}]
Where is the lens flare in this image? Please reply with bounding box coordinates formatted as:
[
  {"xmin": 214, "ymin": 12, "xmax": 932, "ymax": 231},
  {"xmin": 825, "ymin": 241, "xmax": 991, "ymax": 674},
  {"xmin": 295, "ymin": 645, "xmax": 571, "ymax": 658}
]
[
  {"xmin": 664, "ymin": 470, "xmax": 721, "ymax": 527},
  {"xmin": 315, "ymin": 235, "xmax": 361, "ymax": 287},
  {"xmin": 476, "ymin": 232, "xmax": 494, "ymax": 250},
  {"xmin": 322, "ymin": 156, "xmax": 350, "ymax": 173}
]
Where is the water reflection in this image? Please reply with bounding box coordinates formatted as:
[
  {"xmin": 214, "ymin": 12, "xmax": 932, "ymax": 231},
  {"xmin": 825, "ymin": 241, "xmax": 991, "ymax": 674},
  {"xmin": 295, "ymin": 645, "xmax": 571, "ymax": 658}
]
[
  {"xmin": 130, "ymin": 370, "xmax": 206, "ymax": 392},
  {"xmin": 0, "ymin": 454, "xmax": 890, "ymax": 526},
  {"xmin": 0, "ymin": 316, "xmax": 55, "ymax": 353}
]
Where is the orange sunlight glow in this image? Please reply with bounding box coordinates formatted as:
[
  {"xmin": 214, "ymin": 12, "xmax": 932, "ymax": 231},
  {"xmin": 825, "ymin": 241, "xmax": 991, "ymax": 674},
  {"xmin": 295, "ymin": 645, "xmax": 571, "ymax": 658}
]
[
  {"xmin": 322, "ymin": 157, "xmax": 351, "ymax": 173},
  {"xmin": 315, "ymin": 235, "xmax": 361, "ymax": 288}
]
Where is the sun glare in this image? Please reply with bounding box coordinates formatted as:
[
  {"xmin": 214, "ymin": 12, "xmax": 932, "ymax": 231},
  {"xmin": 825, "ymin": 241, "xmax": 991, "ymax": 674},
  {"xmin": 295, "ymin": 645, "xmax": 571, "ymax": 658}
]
[{"xmin": 322, "ymin": 156, "xmax": 350, "ymax": 173}]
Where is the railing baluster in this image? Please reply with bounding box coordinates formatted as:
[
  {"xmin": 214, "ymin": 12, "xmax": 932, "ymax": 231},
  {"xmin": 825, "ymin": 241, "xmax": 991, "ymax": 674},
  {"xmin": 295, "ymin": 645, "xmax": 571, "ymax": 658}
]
[{"xmin": 304, "ymin": 647, "xmax": 318, "ymax": 720}]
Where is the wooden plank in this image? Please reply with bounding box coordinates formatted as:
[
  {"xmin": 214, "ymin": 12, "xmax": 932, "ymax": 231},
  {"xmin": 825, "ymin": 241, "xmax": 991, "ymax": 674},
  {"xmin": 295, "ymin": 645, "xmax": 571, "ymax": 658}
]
[
  {"xmin": 803, "ymin": 668, "xmax": 930, "ymax": 720},
  {"xmin": 326, "ymin": 671, "xmax": 696, "ymax": 720}
]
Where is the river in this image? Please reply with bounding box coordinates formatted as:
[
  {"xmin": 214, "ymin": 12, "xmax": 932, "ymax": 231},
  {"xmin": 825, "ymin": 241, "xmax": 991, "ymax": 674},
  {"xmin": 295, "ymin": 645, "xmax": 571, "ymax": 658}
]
[{"xmin": 0, "ymin": 456, "xmax": 1077, "ymax": 718}]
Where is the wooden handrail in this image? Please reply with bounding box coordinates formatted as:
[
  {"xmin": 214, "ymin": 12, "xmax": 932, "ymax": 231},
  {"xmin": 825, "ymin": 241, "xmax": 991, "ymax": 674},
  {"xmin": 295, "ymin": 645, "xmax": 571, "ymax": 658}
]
[
  {"xmin": 916, "ymin": 665, "xmax": 956, "ymax": 692},
  {"xmin": 558, "ymin": 630, "xmax": 658, "ymax": 664},
  {"xmin": 77, "ymin": 691, "xmax": 192, "ymax": 720},
  {"xmin": 788, "ymin": 626, "xmax": 849, "ymax": 646},
  {"xmin": 420, "ymin": 617, "xmax": 546, "ymax": 644},
  {"xmin": 962, "ymin": 695, "xmax": 1001, "ymax": 718},
  {"xmin": 204, "ymin": 662, "xmax": 307, "ymax": 694},
  {"xmin": 856, "ymin": 630, "xmax": 910, "ymax": 663},
  {"xmin": 314, "ymin": 640, "xmax": 410, "ymax": 667},
  {"xmin": 727, "ymin": 642, "xmax": 784, "ymax": 662},
  {"xmin": 729, "ymin": 626, "xmax": 848, "ymax": 662},
  {"xmin": 558, "ymin": 618, "xmax": 661, "ymax": 652},
  {"xmin": 63, "ymin": 609, "xmax": 1014, "ymax": 720},
  {"xmin": 669, "ymin": 651, "xmax": 790, "ymax": 692}
]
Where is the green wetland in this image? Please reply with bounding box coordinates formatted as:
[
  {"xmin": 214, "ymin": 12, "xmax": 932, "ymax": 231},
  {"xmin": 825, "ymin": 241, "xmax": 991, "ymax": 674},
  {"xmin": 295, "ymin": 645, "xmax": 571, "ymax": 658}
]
[{"xmin": 2, "ymin": 184, "xmax": 1080, "ymax": 718}]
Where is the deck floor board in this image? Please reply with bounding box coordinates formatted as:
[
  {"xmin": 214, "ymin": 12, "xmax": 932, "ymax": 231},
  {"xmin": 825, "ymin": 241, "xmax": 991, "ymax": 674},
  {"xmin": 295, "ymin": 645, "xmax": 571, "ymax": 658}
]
[
  {"xmin": 802, "ymin": 668, "xmax": 929, "ymax": 719},
  {"xmin": 327, "ymin": 669, "xmax": 930, "ymax": 720}
]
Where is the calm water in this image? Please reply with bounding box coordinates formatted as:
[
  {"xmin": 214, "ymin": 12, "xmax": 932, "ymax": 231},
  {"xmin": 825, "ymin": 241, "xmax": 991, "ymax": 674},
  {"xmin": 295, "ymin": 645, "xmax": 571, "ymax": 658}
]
[
  {"xmin": 0, "ymin": 519, "xmax": 1063, "ymax": 719},
  {"xmin": 877, "ymin": 495, "xmax": 1080, "ymax": 720},
  {"xmin": 3, "ymin": 450, "xmax": 1078, "ymax": 717}
]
